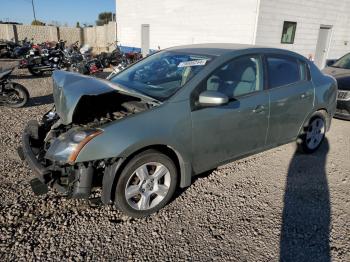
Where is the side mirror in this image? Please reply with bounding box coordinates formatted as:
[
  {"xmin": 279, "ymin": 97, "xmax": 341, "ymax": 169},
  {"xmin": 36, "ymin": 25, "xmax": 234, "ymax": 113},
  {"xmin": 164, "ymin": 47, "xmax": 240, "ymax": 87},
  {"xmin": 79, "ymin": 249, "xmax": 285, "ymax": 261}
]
[
  {"xmin": 326, "ymin": 59, "xmax": 336, "ymax": 67},
  {"xmin": 198, "ymin": 91, "xmax": 229, "ymax": 106}
]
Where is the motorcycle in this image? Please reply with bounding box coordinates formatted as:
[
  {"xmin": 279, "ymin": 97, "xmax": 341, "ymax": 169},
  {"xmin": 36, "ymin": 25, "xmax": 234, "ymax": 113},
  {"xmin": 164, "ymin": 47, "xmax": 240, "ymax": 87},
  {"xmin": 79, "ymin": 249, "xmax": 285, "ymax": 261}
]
[
  {"xmin": 24, "ymin": 40, "xmax": 70, "ymax": 76},
  {"xmin": 69, "ymin": 43, "xmax": 105, "ymax": 75},
  {"xmin": 12, "ymin": 38, "xmax": 33, "ymax": 58},
  {"xmin": 0, "ymin": 67, "xmax": 29, "ymax": 108},
  {"xmin": 0, "ymin": 39, "xmax": 20, "ymax": 58},
  {"xmin": 97, "ymin": 42, "xmax": 125, "ymax": 67}
]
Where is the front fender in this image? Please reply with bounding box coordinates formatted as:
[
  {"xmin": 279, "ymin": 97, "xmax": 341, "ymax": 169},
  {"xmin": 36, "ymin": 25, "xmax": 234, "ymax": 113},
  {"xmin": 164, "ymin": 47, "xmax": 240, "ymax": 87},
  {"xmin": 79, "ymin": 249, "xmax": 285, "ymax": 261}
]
[{"xmin": 76, "ymin": 100, "xmax": 193, "ymax": 192}]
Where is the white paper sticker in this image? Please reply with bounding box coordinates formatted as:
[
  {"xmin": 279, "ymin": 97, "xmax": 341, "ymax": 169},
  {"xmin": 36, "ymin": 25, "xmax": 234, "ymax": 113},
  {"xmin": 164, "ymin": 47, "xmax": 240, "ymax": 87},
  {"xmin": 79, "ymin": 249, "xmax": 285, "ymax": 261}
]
[{"xmin": 178, "ymin": 59, "xmax": 207, "ymax": 68}]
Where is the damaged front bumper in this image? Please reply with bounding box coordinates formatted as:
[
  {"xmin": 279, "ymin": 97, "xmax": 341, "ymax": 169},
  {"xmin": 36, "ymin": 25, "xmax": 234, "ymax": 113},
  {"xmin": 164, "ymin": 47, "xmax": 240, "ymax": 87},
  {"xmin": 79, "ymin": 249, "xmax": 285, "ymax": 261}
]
[
  {"xmin": 18, "ymin": 120, "xmax": 51, "ymax": 195},
  {"xmin": 18, "ymin": 120, "xmax": 94, "ymax": 198}
]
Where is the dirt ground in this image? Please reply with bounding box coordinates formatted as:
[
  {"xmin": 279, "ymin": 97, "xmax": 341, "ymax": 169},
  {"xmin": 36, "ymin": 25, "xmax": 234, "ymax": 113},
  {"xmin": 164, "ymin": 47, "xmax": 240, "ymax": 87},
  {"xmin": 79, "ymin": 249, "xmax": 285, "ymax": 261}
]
[{"xmin": 0, "ymin": 60, "xmax": 349, "ymax": 261}]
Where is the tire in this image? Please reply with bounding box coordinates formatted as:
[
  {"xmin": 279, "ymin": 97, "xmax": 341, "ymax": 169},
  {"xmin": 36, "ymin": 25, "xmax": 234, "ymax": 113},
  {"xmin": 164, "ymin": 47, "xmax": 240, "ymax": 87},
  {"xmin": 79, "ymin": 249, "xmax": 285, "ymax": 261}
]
[
  {"xmin": 5, "ymin": 83, "xmax": 30, "ymax": 108},
  {"xmin": 297, "ymin": 112, "xmax": 326, "ymax": 154},
  {"xmin": 114, "ymin": 150, "xmax": 178, "ymax": 218},
  {"xmin": 28, "ymin": 66, "xmax": 43, "ymax": 76}
]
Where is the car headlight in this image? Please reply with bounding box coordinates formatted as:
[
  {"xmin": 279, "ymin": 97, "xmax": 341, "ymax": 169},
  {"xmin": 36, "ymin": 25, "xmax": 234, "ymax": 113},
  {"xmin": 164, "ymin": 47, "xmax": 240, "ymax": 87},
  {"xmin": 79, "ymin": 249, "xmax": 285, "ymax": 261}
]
[{"xmin": 45, "ymin": 128, "xmax": 103, "ymax": 164}]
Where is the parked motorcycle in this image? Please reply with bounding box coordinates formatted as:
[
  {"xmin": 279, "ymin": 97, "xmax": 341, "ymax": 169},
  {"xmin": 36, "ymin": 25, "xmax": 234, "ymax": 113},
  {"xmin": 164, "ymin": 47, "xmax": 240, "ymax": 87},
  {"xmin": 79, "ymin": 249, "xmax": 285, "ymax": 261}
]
[
  {"xmin": 22, "ymin": 40, "xmax": 71, "ymax": 76},
  {"xmin": 0, "ymin": 39, "xmax": 20, "ymax": 58},
  {"xmin": 0, "ymin": 67, "xmax": 29, "ymax": 108},
  {"xmin": 12, "ymin": 38, "xmax": 33, "ymax": 58},
  {"xmin": 97, "ymin": 43, "xmax": 125, "ymax": 67}
]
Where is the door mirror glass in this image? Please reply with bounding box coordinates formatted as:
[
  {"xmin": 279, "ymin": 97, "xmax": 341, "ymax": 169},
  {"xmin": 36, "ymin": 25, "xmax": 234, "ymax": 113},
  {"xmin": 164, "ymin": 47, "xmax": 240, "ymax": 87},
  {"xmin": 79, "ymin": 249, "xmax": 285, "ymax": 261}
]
[
  {"xmin": 199, "ymin": 91, "xmax": 229, "ymax": 106},
  {"xmin": 325, "ymin": 59, "xmax": 336, "ymax": 67}
]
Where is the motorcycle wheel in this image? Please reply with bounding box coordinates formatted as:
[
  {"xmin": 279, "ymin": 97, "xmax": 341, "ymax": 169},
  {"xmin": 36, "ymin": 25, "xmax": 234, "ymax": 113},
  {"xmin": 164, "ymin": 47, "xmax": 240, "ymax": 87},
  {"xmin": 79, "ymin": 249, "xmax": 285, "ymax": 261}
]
[
  {"xmin": 28, "ymin": 66, "xmax": 43, "ymax": 76},
  {"xmin": 5, "ymin": 83, "xmax": 30, "ymax": 108}
]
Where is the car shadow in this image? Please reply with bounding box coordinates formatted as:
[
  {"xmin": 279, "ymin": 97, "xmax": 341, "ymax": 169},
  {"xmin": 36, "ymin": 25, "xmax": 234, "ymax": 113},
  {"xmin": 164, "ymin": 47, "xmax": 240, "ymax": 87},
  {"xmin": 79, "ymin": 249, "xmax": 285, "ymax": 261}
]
[
  {"xmin": 280, "ymin": 138, "xmax": 331, "ymax": 262},
  {"xmin": 26, "ymin": 94, "xmax": 54, "ymax": 107}
]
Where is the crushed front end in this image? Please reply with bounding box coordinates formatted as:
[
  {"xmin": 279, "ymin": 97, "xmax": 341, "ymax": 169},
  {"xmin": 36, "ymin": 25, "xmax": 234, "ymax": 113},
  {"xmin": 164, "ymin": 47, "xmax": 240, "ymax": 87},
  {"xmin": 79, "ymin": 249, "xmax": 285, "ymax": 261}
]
[
  {"xmin": 18, "ymin": 70, "xmax": 156, "ymax": 200},
  {"xmin": 18, "ymin": 110, "xmax": 105, "ymax": 198}
]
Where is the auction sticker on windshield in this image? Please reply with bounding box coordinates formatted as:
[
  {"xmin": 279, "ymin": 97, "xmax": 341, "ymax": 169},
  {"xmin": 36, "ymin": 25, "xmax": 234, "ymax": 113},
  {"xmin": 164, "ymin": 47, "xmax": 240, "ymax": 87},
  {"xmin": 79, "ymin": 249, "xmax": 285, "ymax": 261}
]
[{"xmin": 178, "ymin": 59, "xmax": 208, "ymax": 67}]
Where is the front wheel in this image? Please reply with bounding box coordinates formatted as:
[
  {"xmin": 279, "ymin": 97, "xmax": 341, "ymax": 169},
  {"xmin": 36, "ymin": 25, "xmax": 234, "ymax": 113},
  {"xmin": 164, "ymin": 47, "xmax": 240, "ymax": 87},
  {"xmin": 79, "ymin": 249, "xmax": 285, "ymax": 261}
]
[
  {"xmin": 115, "ymin": 150, "xmax": 178, "ymax": 218},
  {"xmin": 5, "ymin": 83, "xmax": 30, "ymax": 108},
  {"xmin": 297, "ymin": 112, "xmax": 326, "ymax": 154}
]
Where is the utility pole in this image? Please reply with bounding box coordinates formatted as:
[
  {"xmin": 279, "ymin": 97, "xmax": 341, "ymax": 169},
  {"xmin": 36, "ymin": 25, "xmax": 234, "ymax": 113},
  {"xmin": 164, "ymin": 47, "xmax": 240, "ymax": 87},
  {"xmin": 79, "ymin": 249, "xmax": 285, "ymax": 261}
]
[{"xmin": 31, "ymin": 0, "xmax": 37, "ymax": 21}]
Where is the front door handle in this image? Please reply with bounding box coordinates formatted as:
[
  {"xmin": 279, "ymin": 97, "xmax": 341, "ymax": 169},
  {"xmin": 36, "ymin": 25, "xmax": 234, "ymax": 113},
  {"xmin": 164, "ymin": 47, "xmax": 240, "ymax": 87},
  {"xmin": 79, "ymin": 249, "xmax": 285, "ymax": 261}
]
[
  {"xmin": 252, "ymin": 105, "xmax": 265, "ymax": 114},
  {"xmin": 300, "ymin": 93, "xmax": 308, "ymax": 99}
]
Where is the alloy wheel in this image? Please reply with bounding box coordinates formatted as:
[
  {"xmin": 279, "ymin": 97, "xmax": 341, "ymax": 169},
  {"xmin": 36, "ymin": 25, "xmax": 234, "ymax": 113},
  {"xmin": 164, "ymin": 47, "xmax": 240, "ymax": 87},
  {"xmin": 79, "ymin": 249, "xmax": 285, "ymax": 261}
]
[
  {"xmin": 306, "ymin": 117, "xmax": 325, "ymax": 150},
  {"xmin": 124, "ymin": 162, "xmax": 171, "ymax": 210}
]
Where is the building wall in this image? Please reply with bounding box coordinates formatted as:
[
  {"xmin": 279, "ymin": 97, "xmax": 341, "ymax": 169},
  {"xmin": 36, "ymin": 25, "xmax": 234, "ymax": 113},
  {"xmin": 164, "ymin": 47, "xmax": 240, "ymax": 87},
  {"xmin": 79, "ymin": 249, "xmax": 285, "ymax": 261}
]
[
  {"xmin": 59, "ymin": 27, "xmax": 82, "ymax": 45},
  {"xmin": 0, "ymin": 22, "xmax": 116, "ymax": 53},
  {"xmin": 83, "ymin": 22, "xmax": 116, "ymax": 53},
  {"xmin": 255, "ymin": 0, "xmax": 350, "ymax": 60},
  {"xmin": 0, "ymin": 24, "xmax": 8, "ymax": 40},
  {"xmin": 116, "ymin": 0, "xmax": 260, "ymax": 49},
  {"xmin": 15, "ymin": 25, "xmax": 58, "ymax": 43}
]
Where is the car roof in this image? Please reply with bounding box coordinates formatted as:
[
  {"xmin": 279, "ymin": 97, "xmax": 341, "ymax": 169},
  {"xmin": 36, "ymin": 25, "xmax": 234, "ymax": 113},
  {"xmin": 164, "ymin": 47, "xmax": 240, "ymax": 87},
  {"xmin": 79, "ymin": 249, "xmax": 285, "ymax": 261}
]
[{"xmin": 166, "ymin": 43, "xmax": 306, "ymax": 59}]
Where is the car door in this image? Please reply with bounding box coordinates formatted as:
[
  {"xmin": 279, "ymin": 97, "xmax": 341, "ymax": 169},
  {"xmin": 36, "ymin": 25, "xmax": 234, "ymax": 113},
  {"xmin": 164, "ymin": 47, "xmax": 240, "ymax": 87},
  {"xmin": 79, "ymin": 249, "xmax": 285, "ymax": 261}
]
[
  {"xmin": 191, "ymin": 55, "xmax": 269, "ymax": 174},
  {"xmin": 265, "ymin": 55, "xmax": 314, "ymax": 145}
]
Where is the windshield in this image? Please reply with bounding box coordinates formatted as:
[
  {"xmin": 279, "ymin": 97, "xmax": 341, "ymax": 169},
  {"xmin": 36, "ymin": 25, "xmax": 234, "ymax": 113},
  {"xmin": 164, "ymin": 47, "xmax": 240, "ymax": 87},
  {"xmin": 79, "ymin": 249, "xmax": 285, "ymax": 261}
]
[
  {"xmin": 332, "ymin": 53, "xmax": 350, "ymax": 69},
  {"xmin": 110, "ymin": 51, "xmax": 213, "ymax": 101}
]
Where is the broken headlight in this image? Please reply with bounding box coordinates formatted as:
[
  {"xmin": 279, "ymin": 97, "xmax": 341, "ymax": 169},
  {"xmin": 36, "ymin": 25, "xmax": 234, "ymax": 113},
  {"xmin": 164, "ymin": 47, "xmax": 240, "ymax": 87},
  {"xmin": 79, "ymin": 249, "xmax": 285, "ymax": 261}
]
[{"xmin": 45, "ymin": 128, "xmax": 103, "ymax": 164}]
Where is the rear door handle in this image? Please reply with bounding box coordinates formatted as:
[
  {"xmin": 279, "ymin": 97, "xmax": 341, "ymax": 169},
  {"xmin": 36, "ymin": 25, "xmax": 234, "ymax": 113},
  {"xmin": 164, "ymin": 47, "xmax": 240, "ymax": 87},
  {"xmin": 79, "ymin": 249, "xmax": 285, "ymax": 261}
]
[{"xmin": 253, "ymin": 105, "xmax": 265, "ymax": 113}]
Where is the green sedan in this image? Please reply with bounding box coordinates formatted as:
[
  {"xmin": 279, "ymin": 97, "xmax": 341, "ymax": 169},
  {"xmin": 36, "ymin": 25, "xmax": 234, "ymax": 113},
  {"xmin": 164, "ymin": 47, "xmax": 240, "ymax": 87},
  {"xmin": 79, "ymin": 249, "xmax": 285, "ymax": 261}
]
[{"xmin": 19, "ymin": 44, "xmax": 337, "ymax": 217}]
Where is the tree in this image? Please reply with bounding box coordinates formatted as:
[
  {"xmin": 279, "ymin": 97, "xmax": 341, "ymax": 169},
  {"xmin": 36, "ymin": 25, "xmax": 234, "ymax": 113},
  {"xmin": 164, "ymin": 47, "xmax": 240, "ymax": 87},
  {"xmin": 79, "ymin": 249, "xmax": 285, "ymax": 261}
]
[
  {"xmin": 31, "ymin": 19, "xmax": 45, "ymax": 26},
  {"xmin": 76, "ymin": 22, "xmax": 81, "ymax": 28},
  {"xmin": 96, "ymin": 12, "xmax": 114, "ymax": 26}
]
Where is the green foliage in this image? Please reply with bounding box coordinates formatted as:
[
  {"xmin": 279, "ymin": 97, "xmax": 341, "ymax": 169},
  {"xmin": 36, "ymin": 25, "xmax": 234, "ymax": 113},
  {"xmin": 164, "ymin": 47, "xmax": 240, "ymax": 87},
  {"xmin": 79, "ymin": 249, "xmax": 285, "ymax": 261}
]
[
  {"xmin": 76, "ymin": 22, "xmax": 81, "ymax": 28},
  {"xmin": 31, "ymin": 20, "xmax": 45, "ymax": 26},
  {"xmin": 96, "ymin": 12, "xmax": 114, "ymax": 26}
]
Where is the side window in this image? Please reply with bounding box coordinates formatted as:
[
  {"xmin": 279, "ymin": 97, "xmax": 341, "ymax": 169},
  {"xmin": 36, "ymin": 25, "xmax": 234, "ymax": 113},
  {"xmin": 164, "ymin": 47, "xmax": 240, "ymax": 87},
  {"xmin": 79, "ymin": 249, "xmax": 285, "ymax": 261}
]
[
  {"xmin": 299, "ymin": 60, "xmax": 310, "ymax": 81},
  {"xmin": 205, "ymin": 56, "xmax": 262, "ymax": 98},
  {"xmin": 267, "ymin": 56, "xmax": 301, "ymax": 88}
]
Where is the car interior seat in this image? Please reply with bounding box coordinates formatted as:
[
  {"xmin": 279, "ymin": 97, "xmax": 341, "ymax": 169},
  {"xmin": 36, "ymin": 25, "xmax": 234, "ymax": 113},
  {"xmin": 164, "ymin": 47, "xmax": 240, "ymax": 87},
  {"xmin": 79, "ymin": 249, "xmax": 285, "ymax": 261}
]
[{"xmin": 217, "ymin": 59, "xmax": 257, "ymax": 98}]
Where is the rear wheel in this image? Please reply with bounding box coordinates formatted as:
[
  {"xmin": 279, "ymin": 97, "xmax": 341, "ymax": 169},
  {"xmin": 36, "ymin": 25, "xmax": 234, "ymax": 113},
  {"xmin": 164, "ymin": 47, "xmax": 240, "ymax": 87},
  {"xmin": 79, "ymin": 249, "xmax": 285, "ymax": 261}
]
[
  {"xmin": 115, "ymin": 150, "xmax": 178, "ymax": 218},
  {"xmin": 297, "ymin": 112, "xmax": 326, "ymax": 153},
  {"xmin": 5, "ymin": 83, "xmax": 29, "ymax": 108}
]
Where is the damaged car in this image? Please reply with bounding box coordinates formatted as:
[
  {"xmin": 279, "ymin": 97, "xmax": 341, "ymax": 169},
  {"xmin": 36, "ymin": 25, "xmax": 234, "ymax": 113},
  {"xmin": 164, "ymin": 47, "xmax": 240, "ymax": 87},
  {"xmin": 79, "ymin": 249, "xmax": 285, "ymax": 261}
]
[{"xmin": 19, "ymin": 44, "xmax": 337, "ymax": 217}]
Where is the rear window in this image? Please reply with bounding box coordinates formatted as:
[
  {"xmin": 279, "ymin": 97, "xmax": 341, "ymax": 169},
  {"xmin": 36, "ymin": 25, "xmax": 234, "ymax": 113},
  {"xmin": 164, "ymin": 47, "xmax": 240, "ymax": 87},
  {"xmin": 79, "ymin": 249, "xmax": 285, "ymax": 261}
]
[{"xmin": 267, "ymin": 56, "xmax": 301, "ymax": 88}]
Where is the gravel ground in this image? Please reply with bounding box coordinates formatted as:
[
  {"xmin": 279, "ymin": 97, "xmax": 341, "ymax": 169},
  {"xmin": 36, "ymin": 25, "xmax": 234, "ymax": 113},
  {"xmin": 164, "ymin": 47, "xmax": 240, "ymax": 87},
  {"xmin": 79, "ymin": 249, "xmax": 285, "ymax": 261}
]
[{"xmin": 0, "ymin": 60, "xmax": 349, "ymax": 261}]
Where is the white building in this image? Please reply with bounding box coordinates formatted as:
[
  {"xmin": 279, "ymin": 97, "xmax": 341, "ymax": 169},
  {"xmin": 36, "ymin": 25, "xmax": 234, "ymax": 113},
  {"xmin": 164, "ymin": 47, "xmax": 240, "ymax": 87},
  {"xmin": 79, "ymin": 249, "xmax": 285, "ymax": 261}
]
[{"xmin": 116, "ymin": 0, "xmax": 350, "ymax": 68}]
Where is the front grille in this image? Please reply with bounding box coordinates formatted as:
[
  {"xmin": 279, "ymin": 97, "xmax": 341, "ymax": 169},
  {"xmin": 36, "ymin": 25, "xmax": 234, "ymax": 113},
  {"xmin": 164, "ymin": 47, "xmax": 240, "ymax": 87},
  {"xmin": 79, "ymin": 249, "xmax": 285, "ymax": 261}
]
[{"xmin": 337, "ymin": 90, "xmax": 350, "ymax": 101}]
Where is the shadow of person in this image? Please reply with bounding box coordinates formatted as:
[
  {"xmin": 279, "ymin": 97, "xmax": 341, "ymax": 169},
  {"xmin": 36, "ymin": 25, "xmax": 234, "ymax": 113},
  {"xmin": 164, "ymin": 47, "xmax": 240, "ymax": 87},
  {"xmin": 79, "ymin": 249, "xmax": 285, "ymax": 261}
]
[{"xmin": 280, "ymin": 138, "xmax": 331, "ymax": 262}]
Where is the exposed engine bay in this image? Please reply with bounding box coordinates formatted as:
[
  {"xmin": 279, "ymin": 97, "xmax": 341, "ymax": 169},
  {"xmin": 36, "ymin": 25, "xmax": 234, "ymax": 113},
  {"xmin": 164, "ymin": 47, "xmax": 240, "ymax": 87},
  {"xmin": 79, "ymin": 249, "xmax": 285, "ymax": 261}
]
[{"xmin": 20, "ymin": 90, "xmax": 154, "ymax": 200}]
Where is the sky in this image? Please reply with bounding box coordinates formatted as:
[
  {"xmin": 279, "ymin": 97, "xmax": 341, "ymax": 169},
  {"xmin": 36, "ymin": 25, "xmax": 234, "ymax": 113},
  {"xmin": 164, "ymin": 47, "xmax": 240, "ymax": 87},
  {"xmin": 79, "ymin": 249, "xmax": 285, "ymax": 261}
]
[{"xmin": 0, "ymin": 0, "xmax": 116, "ymax": 26}]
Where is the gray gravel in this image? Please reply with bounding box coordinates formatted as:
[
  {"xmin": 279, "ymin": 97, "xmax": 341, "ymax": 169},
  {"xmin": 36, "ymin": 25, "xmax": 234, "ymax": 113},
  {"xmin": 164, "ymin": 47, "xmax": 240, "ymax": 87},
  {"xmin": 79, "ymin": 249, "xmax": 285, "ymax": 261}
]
[{"xmin": 0, "ymin": 60, "xmax": 349, "ymax": 261}]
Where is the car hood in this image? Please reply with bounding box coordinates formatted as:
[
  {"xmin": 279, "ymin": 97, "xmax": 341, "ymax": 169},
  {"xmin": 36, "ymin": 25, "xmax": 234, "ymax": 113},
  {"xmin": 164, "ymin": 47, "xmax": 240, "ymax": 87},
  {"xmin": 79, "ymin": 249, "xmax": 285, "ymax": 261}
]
[
  {"xmin": 52, "ymin": 70, "xmax": 157, "ymax": 125},
  {"xmin": 322, "ymin": 67, "xmax": 350, "ymax": 90}
]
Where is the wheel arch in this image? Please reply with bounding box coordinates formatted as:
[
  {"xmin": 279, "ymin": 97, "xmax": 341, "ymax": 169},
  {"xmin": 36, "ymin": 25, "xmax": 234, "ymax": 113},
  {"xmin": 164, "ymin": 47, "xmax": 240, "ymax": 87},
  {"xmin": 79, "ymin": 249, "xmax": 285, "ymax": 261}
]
[
  {"xmin": 298, "ymin": 108, "xmax": 330, "ymax": 137},
  {"xmin": 101, "ymin": 144, "xmax": 192, "ymax": 205}
]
